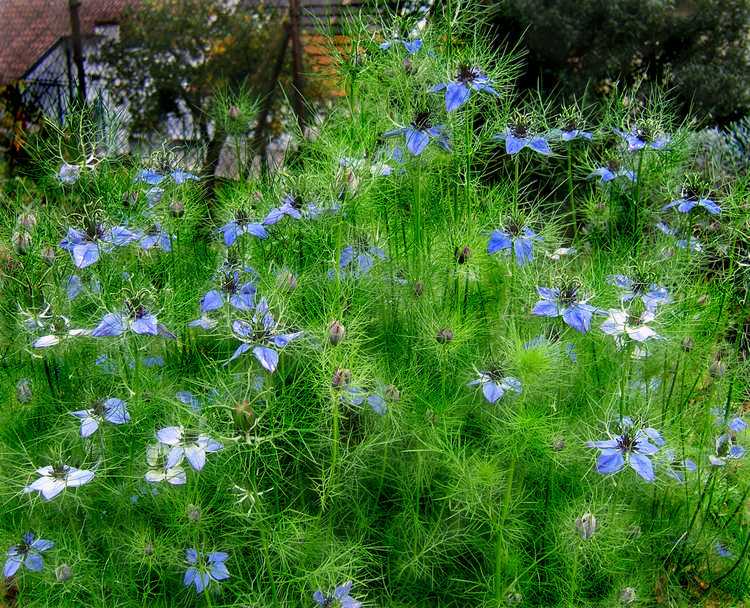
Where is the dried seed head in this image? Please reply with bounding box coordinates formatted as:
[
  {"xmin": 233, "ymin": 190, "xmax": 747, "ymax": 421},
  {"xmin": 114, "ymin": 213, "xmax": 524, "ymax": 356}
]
[
  {"xmin": 328, "ymin": 320, "xmax": 346, "ymax": 345},
  {"xmin": 436, "ymin": 328, "xmax": 453, "ymax": 344},
  {"xmin": 16, "ymin": 378, "xmax": 32, "ymax": 404},
  {"xmin": 332, "ymin": 368, "xmax": 352, "ymax": 388},
  {"xmin": 575, "ymin": 512, "xmax": 597, "ymax": 540}
]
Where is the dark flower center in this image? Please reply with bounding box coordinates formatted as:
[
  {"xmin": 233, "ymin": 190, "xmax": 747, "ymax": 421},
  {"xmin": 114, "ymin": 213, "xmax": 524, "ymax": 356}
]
[
  {"xmin": 222, "ymin": 274, "xmax": 239, "ymax": 294},
  {"xmin": 559, "ymin": 283, "xmax": 579, "ymax": 306},
  {"xmin": 616, "ymin": 432, "xmax": 635, "ymax": 453},
  {"xmin": 682, "ymin": 186, "xmax": 701, "ymax": 201},
  {"xmin": 235, "ymin": 210, "xmax": 249, "ymax": 226},
  {"xmin": 506, "ymin": 221, "xmax": 522, "ymax": 237},
  {"xmin": 51, "ymin": 463, "xmax": 67, "ymax": 479},
  {"xmin": 511, "ymin": 123, "xmax": 528, "ymax": 138},
  {"xmin": 411, "ymin": 111, "xmax": 432, "ymax": 130},
  {"xmin": 84, "ymin": 220, "xmax": 105, "ymax": 241},
  {"xmin": 635, "ymin": 126, "xmax": 652, "ymax": 142},
  {"xmin": 146, "ymin": 225, "xmax": 160, "ymax": 236},
  {"xmin": 92, "ymin": 400, "xmax": 106, "ymax": 416},
  {"xmin": 607, "ymin": 159, "xmax": 620, "ymax": 171},
  {"xmin": 564, "ymin": 120, "xmax": 578, "ymax": 132},
  {"xmin": 456, "ymin": 65, "xmax": 479, "ymax": 83}
]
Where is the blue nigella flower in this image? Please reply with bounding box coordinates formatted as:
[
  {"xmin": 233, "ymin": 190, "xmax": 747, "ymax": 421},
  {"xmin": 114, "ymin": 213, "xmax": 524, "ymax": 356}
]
[
  {"xmin": 430, "ymin": 65, "xmax": 499, "ymax": 112},
  {"xmin": 341, "ymin": 384, "xmax": 389, "ymax": 415},
  {"xmin": 613, "ymin": 127, "xmax": 670, "ymax": 152},
  {"xmin": 145, "ymin": 443, "xmax": 186, "ymax": 485},
  {"xmin": 608, "ymin": 274, "xmax": 671, "ymax": 311},
  {"xmin": 135, "ymin": 168, "xmax": 199, "ymax": 186},
  {"xmin": 380, "ymin": 37, "xmax": 422, "ymax": 54},
  {"xmin": 59, "ymin": 223, "xmax": 137, "ymax": 269},
  {"xmin": 156, "ymin": 426, "xmax": 223, "ymax": 471},
  {"xmin": 24, "ymin": 463, "xmax": 95, "ymax": 500},
  {"xmin": 586, "ymin": 417, "xmax": 664, "ymax": 482},
  {"xmin": 330, "ymin": 245, "xmax": 386, "ymax": 280},
  {"xmin": 4, "ymin": 533, "xmax": 54, "ymax": 577},
  {"xmin": 662, "ymin": 189, "xmax": 721, "ymax": 215},
  {"xmin": 138, "ymin": 224, "xmax": 172, "ymax": 251},
  {"xmin": 655, "ymin": 221, "xmax": 702, "ymax": 252},
  {"xmin": 712, "ymin": 408, "xmax": 747, "ymax": 434},
  {"xmin": 218, "ymin": 211, "xmax": 269, "ymax": 247},
  {"xmin": 65, "ymin": 274, "xmax": 101, "ymax": 301},
  {"xmin": 587, "ymin": 161, "xmax": 636, "ymax": 184},
  {"xmin": 715, "ymin": 542, "xmax": 733, "ymax": 558},
  {"xmin": 531, "ymin": 284, "xmax": 601, "ymax": 334},
  {"xmin": 467, "ymin": 370, "xmax": 522, "ymax": 404},
  {"xmin": 176, "ymin": 391, "xmax": 201, "ymax": 413},
  {"xmin": 227, "ymin": 298, "xmax": 302, "ymax": 372},
  {"xmin": 383, "ymin": 111, "xmax": 451, "ymax": 156},
  {"xmin": 91, "ymin": 302, "xmax": 175, "ymax": 339},
  {"xmin": 487, "ymin": 223, "xmax": 541, "ymax": 266},
  {"xmin": 196, "ymin": 270, "xmax": 256, "ymax": 317},
  {"xmin": 70, "ymin": 397, "xmax": 130, "ymax": 437},
  {"xmin": 493, "ymin": 123, "xmax": 552, "ymax": 156},
  {"xmin": 58, "ymin": 163, "xmax": 82, "ymax": 185},
  {"xmin": 709, "ymin": 433, "xmax": 745, "ymax": 467},
  {"xmin": 661, "ymin": 448, "xmax": 697, "ymax": 483},
  {"xmin": 263, "ymin": 194, "xmax": 304, "ymax": 225},
  {"xmin": 313, "ymin": 580, "xmax": 362, "ymax": 608},
  {"xmin": 183, "ymin": 549, "xmax": 230, "ymax": 594}
]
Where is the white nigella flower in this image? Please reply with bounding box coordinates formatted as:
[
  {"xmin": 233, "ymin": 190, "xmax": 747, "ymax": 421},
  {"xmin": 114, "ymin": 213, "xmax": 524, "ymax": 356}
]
[
  {"xmin": 145, "ymin": 443, "xmax": 186, "ymax": 485},
  {"xmin": 24, "ymin": 463, "xmax": 95, "ymax": 500},
  {"xmin": 600, "ymin": 308, "xmax": 659, "ymax": 350}
]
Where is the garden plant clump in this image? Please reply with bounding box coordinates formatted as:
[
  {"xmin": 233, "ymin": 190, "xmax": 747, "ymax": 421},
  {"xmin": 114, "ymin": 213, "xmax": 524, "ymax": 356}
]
[{"xmin": 1, "ymin": 7, "xmax": 749, "ymax": 607}]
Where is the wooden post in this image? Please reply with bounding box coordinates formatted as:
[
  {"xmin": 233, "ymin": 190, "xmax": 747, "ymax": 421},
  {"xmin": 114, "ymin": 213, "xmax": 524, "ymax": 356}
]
[
  {"xmin": 288, "ymin": 0, "xmax": 306, "ymax": 131},
  {"xmin": 68, "ymin": 0, "xmax": 87, "ymax": 102}
]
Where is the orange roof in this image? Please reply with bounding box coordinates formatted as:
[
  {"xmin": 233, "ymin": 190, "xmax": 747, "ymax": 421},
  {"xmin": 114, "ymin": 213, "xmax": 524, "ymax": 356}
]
[{"xmin": 0, "ymin": 0, "xmax": 139, "ymax": 83}]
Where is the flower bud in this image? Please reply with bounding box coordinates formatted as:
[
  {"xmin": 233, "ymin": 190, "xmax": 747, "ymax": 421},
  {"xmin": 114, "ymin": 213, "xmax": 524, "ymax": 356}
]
[
  {"xmin": 384, "ymin": 384, "xmax": 400, "ymax": 402},
  {"xmin": 41, "ymin": 246, "xmax": 56, "ymax": 265},
  {"xmin": 12, "ymin": 231, "xmax": 31, "ymax": 254},
  {"xmin": 233, "ymin": 399, "xmax": 255, "ymax": 431},
  {"xmin": 186, "ymin": 504, "xmax": 201, "ymax": 522},
  {"xmin": 709, "ymin": 358, "xmax": 726, "ymax": 378},
  {"xmin": 681, "ymin": 337, "xmax": 694, "ymax": 352},
  {"xmin": 277, "ymin": 270, "xmax": 297, "ymax": 292},
  {"xmin": 18, "ymin": 211, "xmax": 36, "ymax": 230},
  {"xmin": 506, "ymin": 592, "xmax": 523, "ymax": 605},
  {"xmin": 144, "ymin": 542, "xmax": 154, "ymax": 556},
  {"xmin": 55, "ymin": 563, "xmax": 72, "ymax": 582},
  {"xmin": 16, "ymin": 378, "xmax": 32, "ymax": 404},
  {"xmin": 328, "ymin": 320, "xmax": 346, "ymax": 345},
  {"xmin": 413, "ymin": 281, "xmax": 424, "ymax": 297},
  {"xmin": 122, "ymin": 191, "xmax": 138, "ymax": 208},
  {"xmin": 552, "ymin": 437, "xmax": 566, "ymax": 452},
  {"xmin": 697, "ymin": 294, "xmax": 709, "ymax": 306},
  {"xmin": 332, "ymin": 368, "xmax": 352, "ymax": 388},
  {"xmin": 619, "ymin": 587, "xmax": 637, "ymax": 605},
  {"xmin": 455, "ymin": 245, "xmax": 471, "ymax": 264},
  {"xmin": 228, "ymin": 105, "xmax": 241, "ymax": 120},
  {"xmin": 403, "ymin": 58, "xmax": 413, "ymax": 73},
  {"xmin": 436, "ymin": 328, "xmax": 453, "ymax": 344},
  {"xmin": 575, "ymin": 512, "xmax": 597, "ymax": 540},
  {"xmin": 169, "ymin": 200, "xmax": 185, "ymax": 218}
]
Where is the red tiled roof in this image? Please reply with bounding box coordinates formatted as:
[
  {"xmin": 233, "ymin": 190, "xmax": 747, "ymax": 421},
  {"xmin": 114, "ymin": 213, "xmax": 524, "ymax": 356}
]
[{"xmin": 0, "ymin": 0, "xmax": 139, "ymax": 83}]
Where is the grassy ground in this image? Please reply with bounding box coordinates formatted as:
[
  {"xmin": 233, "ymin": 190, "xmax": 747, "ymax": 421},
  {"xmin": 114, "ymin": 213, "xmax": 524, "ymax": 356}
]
[{"xmin": 0, "ymin": 7, "xmax": 748, "ymax": 607}]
